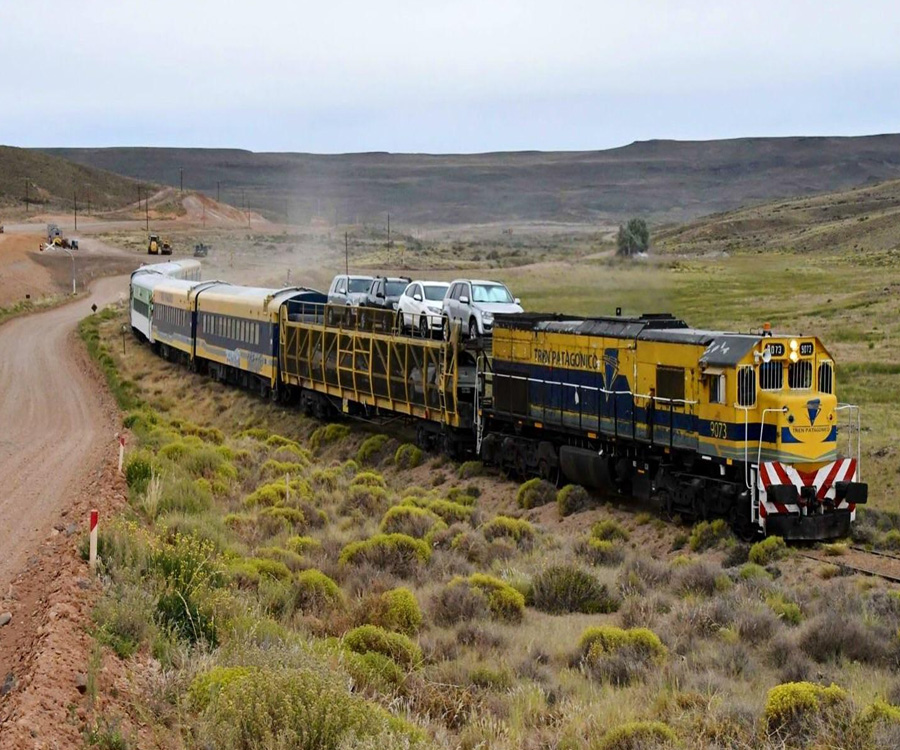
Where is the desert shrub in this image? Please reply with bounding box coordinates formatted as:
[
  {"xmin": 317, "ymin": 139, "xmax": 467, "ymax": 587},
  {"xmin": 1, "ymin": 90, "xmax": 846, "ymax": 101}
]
[
  {"xmin": 456, "ymin": 574, "xmax": 525, "ymax": 623},
  {"xmin": 447, "ymin": 486, "xmax": 479, "ymax": 503},
  {"xmin": 767, "ymin": 593, "xmax": 803, "ymax": 626},
  {"xmin": 595, "ymin": 721, "xmax": 677, "ymax": 750},
  {"xmin": 580, "ymin": 625, "xmax": 667, "ymax": 687},
  {"xmin": 93, "ymin": 589, "xmax": 153, "ymax": 659},
  {"xmin": 285, "ymin": 535, "xmax": 322, "ymax": 555},
  {"xmin": 619, "ymin": 556, "xmax": 671, "ymax": 593},
  {"xmin": 430, "ymin": 582, "xmax": 491, "ymax": 625},
  {"xmin": 294, "ymin": 569, "xmax": 343, "ymax": 614},
  {"xmin": 469, "ymin": 665, "xmax": 513, "ymax": 691},
  {"xmin": 735, "ymin": 606, "xmax": 779, "ymax": 644},
  {"xmin": 356, "ymin": 434, "xmax": 391, "ymax": 466},
  {"xmin": 157, "ymin": 475, "xmax": 213, "ymax": 515},
  {"xmin": 261, "ymin": 459, "xmax": 307, "ymax": 479},
  {"xmin": 344, "ymin": 650, "xmax": 406, "ymax": 693},
  {"xmin": 481, "ymin": 515, "xmax": 534, "ymax": 545},
  {"xmin": 380, "ymin": 506, "xmax": 443, "ymax": 538},
  {"xmin": 673, "ymin": 561, "xmax": 720, "ymax": 597},
  {"xmin": 124, "ymin": 450, "xmax": 154, "ymax": 493},
  {"xmin": 722, "ymin": 543, "xmax": 750, "ymax": 567},
  {"xmin": 251, "ymin": 557, "xmax": 294, "ymax": 581},
  {"xmin": 882, "ymin": 529, "xmax": 900, "ymax": 551},
  {"xmin": 531, "ymin": 564, "xmax": 619, "ymax": 614},
  {"xmin": 738, "ymin": 562, "xmax": 772, "ymax": 581},
  {"xmin": 394, "ymin": 443, "xmax": 423, "ymax": 470},
  {"xmin": 310, "ymin": 467, "xmax": 342, "ymax": 490},
  {"xmin": 341, "ymin": 484, "xmax": 389, "ymax": 515},
  {"xmin": 457, "ymin": 460, "xmax": 484, "ymax": 479},
  {"xmin": 424, "ymin": 499, "xmax": 474, "ymax": 525},
  {"xmin": 592, "ymin": 519, "xmax": 629, "ymax": 542},
  {"xmin": 259, "ymin": 506, "xmax": 306, "ymax": 529},
  {"xmin": 798, "ymin": 612, "xmax": 889, "ymax": 664},
  {"xmin": 339, "ymin": 534, "xmax": 431, "ymax": 577},
  {"xmin": 764, "ymin": 681, "xmax": 847, "ymax": 732},
  {"xmin": 189, "ymin": 665, "xmax": 253, "ymax": 711},
  {"xmin": 516, "ymin": 478, "xmax": 557, "ymax": 509},
  {"xmin": 749, "ymin": 535, "xmax": 788, "ymax": 565},
  {"xmin": 578, "ymin": 538, "xmax": 627, "ymax": 567},
  {"xmin": 224, "ymin": 512, "xmax": 253, "ymax": 530},
  {"xmin": 148, "ymin": 533, "xmax": 223, "ymax": 646},
  {"xmin": 351, "ymin": 471, "xmax": 386, "ymax": 488},
  {"xmin": 244, "ymin": 482, "xmax": 287, "ymax": 508},
  {"xmin": 344, "ymin": 624, "xmax": 421, "ymax": 669},
  {"xmin": 365, "ymin": 588, "xmax": 423, "ymax": 635},
  {"xmin": 179, "ymin": 445, "xmax": 230, "ymax": 479},
  {"xmin": 196, "ymin": 666, "xmax": 423, "ymax": 749},
  {"xmin": 579, "ymin": 625, "xmax": 667, "ymax": 662},
  {"xmin": 689, "ymin": 519, "xmax": 732, "ymax": 551},
  {"xmin": 557, "ymin": 484, "xmax": 590, "ymax": 517},
  {"xmin": 308, "ymin": 423, "xmax": 351, "ymax": 451},
  {"xmin": 256, "ymin": 545, "xmax": 305, "ymax": 571}
]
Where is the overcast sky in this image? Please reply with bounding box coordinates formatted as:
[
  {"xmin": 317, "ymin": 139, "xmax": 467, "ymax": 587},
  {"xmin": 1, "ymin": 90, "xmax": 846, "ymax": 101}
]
[{"xmin": 2, "ymin": 1, "xmax": 898, "ymax": 153}]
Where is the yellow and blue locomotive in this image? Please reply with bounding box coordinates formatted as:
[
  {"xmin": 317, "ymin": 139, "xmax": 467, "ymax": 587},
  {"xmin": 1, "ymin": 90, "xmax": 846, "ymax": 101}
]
[{"xmin": 484, "ymin": 313, "xmax": 865, "ymax": 539}]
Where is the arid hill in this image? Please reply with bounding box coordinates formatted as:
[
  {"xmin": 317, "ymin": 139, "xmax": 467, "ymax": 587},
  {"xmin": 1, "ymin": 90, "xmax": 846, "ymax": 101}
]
[
  {"xmin": 656, "ymin": 177, "xmax": 900, "ymax": 255},
  {"xmin": 44, "ymin": 134, "xmax": 900, "ymax": 226},
  {"xmin": 0, "ymin": 146, "xmax": 147, "ymax": 213}
]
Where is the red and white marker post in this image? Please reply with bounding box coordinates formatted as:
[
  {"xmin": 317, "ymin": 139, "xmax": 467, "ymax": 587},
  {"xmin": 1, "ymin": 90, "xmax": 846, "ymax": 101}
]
[
  {"xmin": 117, "ymin": 434, "xmax": 126, "ymax": 474},
  {"xmin": 89, "ymin": 509, "xmax": 99, "ymax": 571}
]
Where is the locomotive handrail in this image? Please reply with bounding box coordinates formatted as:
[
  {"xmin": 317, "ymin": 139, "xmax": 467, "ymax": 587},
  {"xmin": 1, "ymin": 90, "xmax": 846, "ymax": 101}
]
[
  {"xmin": 756, "ymin": 406, "xmax": 788, "ymax": 475},
  {"xmin": 835, "ymin": 403, "xmax": 862, "ymax": 479}
]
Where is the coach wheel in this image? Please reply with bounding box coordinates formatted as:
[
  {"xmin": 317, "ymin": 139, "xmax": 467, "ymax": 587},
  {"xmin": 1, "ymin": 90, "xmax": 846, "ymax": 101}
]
[{"xmin": 419, "ymin": 316, "xmax": 429, "ymax": 339}]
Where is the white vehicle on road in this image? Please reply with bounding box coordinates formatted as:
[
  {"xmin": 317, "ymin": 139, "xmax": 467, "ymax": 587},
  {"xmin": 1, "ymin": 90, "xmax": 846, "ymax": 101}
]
[
  {"xmin": 442, "ymin": 279, "xmax": 523, "ymax": 339},
  {"xmin": 397, "ymin": 281, "xmax": 450, "ymax": 337}
]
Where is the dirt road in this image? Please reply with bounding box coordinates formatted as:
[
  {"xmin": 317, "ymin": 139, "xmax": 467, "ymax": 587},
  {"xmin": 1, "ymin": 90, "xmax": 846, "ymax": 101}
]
[{"xmin": 0, "ymin": 276, "xmax": 127, "ymax": 590}]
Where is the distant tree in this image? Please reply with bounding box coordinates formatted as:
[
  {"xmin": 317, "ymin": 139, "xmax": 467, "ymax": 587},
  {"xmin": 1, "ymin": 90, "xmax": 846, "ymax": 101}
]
[{"xmin": 616, "ymin": 218, "xmax": 650, "ymax": 257}]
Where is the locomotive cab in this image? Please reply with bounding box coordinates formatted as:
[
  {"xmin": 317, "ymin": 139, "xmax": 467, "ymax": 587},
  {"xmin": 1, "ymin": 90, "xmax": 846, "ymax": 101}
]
[{"xmin": 734, "ymin": 336, "xmax": 866, "ymax": 539}]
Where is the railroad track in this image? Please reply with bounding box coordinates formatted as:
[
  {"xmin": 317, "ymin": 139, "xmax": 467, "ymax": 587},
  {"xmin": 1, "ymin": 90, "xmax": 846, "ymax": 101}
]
[{"xmin": 796, "ymin": 546, "xmax": 900, "ymax": 584}]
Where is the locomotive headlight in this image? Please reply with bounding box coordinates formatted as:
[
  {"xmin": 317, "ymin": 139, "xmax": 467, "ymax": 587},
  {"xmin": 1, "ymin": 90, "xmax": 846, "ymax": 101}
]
[
  {"xmin": 789, "ymin": 350, "xmax": 800, "ymax": 363},
  {"xmin": 790, "ymin": 339, "xmax": 799, "ymax": 351}
]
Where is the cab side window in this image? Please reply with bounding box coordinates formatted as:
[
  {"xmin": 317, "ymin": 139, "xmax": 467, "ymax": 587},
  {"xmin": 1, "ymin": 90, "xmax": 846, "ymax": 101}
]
[
  {"xmin": 709, "ymin": 373, "xmax": 726, "ymax": 404},
  {"xmin": 737, "ymin": 366, "xmax": 756, "ymax": 407}
]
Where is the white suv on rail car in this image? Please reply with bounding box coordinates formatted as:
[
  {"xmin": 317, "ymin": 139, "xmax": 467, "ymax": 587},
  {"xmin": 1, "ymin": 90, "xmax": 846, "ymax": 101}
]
[
  {"xmin": 397, "ymin": 281, "xmax": 450, "ymax": 337},
  {"xmin": 442, "ymin": 279, "xmax": 523, "ymax": 339}
]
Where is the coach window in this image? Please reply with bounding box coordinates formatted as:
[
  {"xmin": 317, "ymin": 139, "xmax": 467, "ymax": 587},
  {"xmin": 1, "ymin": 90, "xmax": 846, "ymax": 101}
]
[{"xmin": 737, "ymin": 365, "xmax": 756, "ymax": 407}]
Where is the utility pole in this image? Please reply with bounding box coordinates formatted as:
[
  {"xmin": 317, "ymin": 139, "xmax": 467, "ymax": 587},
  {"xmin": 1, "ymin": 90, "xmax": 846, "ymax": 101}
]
[
  {"xmin": 216, "ymin": 181, "xmax": 220, "ymax": 202},
  {"xmin": 64, "ymin": 248, "xmax": 75, "ymax": 294},
  {"xmin": 73, "ymin": 190, "xmax": 78, "ymax": 230},
  {"xmin": 24, "ymin": 179, "xmax": 29, "ymax": 213},
  {"xmin": 145, "ymin": 195, "xmax": 149, "ymax": 231},
  {"xmin": 387, "ymin": 213, "xmax": 391, "ymax": 247},
  {"xmin": 345, "ymin": 232, "xmax": 349, "ymax": 275},
  {"xmin": 180, "ymin": 168, "xmax": 184, "ymax": 193}
]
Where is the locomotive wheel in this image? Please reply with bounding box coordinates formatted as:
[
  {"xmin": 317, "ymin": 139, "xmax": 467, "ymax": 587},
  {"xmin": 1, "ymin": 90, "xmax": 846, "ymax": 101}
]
[{"xmin": 538, "ymin": 458, "xmax": 560, "ymax": 486}]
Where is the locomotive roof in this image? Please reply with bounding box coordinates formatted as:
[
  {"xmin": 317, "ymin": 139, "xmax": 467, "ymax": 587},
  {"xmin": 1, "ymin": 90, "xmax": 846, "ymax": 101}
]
[{"xmin": 495, "ymin": 312, "xmax": 761, "ymax": 366}]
